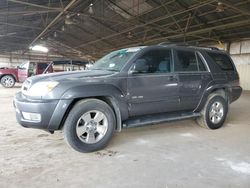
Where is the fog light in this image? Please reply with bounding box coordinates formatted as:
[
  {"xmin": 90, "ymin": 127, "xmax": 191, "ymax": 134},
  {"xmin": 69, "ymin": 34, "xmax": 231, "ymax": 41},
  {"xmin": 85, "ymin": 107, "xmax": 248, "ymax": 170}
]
[{"xmin": 22, "ymin": 112, "xmax": 41, "ymax": 122}]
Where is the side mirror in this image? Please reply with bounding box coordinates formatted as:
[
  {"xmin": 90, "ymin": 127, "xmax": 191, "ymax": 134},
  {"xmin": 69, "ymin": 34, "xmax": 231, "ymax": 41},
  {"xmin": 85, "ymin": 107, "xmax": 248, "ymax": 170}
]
[{"xmin": 131, "ymin": 59, "xmax": 149, "ymax": 74}]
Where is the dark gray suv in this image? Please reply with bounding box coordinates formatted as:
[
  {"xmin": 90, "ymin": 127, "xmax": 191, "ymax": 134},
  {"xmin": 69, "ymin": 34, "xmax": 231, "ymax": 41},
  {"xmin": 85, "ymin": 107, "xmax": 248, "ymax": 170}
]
[{"xmin": 14, "ymin": 44, "xmax": 242, "ymax": 152}]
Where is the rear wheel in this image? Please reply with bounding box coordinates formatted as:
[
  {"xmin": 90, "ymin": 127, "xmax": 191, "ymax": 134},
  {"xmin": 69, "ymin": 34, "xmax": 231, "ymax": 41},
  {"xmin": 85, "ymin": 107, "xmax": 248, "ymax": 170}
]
[
  {"xmin": 0, "ymin": 75, "xmax": 15, "ymax": 88},
  {"xmin": 63, "ymin": 99, "xmax": 116, "ymax": 153},
  {"xmin": 196, "ymin": 93, "xmax": 228, "ymax": 129}
]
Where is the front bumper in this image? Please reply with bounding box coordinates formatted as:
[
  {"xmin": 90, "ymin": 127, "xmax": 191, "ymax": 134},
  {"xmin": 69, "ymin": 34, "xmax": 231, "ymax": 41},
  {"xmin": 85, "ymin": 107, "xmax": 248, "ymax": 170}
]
[{"xmin": 14, "ymin": 92, "xmax": 72, "ymax": 131}]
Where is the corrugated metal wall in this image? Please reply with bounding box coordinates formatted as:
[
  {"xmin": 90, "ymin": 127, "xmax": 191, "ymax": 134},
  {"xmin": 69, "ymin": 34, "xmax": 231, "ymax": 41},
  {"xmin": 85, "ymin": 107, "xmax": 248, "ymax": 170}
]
[
  {"xmin": 235, "ymin": 64, "xmax": 250, "ymax": 90},
  {"xmin": 0, "ymin": 53, "xmax": 61, "ymax": 68},
  {"xmin": 230, "ymin": 40, "xmax": 250, "ymax": 91},
  {"xmin": 0, "ymin": 55, "xmax": 28, "ymax": 68}
]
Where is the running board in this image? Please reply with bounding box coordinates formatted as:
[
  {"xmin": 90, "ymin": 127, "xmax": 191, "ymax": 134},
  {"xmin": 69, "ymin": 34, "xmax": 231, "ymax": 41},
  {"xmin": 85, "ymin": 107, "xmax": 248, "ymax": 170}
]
[{"xmin": 123, "ymin": 112, "xmax": 201, "ymax": 128}]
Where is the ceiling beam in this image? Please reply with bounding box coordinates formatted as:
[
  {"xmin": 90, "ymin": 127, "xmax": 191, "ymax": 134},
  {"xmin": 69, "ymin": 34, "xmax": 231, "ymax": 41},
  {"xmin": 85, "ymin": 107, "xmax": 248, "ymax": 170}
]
[
  {"xmin": 104, "ymin": 0, "xmax": 176, "ymax": 31},
  {"xmin": 0, "ymin": 10, "xmax": 60, "ymax": 15},
  {"xmin": 76, "ymin": 0, "xmax": 215, "ymax": 49},
  {"xmin": 0, "ymin": 21, "xmax": 41, "ymax": 30},
  {"xmin": 219, "ymin": 0, "xmax": 250, "ymax": 16},
  {"xmin": 92, "ymin": 18, "xmax": 250, "ymax": 56},
  {"xmin": 7, "ymin": 0, "xmax": 62, "ymax": 10},
  {"xmin": 46, "ymin": 38, "xmax": 92, "ymax": 60},
  {"xmin": 106, "ymin": 0, "xmax": 173, "ymax": 42},
  {"xmin": 29, "ymin": 0, "xmax": 78, "ymax": 47},
  {"xmin": 158, "ymin": 0, "xmax": 183, "ymax": 31}
]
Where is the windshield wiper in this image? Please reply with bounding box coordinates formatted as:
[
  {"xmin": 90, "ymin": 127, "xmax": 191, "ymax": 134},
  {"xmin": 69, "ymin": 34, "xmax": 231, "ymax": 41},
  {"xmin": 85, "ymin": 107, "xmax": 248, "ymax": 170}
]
[
  {"xmin": 90, "ymin": 68, "xmax": 119, "ymax": 72},
  {"xmin": 90, "ymin": 68, "xmax": 104, "ymax": 70}
]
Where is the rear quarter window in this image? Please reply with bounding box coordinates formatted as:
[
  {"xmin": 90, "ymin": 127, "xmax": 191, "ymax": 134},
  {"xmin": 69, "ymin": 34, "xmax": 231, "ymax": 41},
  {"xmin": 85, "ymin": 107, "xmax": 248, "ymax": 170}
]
[{"xmin": 207, "ymin": 52, "xmax": 234, "ymax": 71}]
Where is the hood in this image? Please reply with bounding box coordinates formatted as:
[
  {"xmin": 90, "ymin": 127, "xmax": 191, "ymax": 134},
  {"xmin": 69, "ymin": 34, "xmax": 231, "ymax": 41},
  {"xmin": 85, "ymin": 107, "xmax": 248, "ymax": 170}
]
[{"xmin": 28, "ymin": 69, "xmax": 116, "ymax": 83}]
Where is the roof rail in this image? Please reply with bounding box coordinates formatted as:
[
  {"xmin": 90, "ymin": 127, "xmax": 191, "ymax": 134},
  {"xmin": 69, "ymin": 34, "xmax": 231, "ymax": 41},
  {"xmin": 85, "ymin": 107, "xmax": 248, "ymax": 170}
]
[
  {"xmin": 158, "ymin": 42, "xmax": 220, "ymax": 51},
  {"xmin": 203, "ymin": 46, "xmax": 220, "ymax": 50},
  {"xmin": 158, "ymin": 42, "xmax": 189, "ymax": 46}
]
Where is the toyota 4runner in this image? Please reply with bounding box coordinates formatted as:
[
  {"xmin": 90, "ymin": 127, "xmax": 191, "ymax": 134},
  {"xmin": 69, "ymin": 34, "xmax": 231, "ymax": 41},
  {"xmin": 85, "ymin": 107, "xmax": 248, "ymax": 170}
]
[{"xmin": 14, "ymin": 44, "xmax": 242, "ymax": 153}]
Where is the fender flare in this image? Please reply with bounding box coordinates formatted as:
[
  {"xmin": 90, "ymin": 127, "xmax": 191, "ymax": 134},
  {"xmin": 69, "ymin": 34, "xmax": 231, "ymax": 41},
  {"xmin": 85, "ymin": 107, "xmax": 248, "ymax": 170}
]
[
  {"xmin": 100, "ymin": 96, "xmax": 123, "ymax": 132},
  {"xmin": 57, "ymin": 84, "xmax": 129, "ymax": 131},
  {"xmin": 194, "ymin": 84, "xmax": 230, "ymax": 112}
]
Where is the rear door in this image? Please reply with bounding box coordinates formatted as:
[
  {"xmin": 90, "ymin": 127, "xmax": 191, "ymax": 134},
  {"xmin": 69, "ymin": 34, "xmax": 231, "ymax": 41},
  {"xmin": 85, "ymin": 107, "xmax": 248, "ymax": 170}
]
[
  {"xmin": 174, "ymin": 49, "xmax": 212, "ymax": 111},
  {"xmin": 127, "ymin": 48, "xmax": 180, "ymax": 116}
]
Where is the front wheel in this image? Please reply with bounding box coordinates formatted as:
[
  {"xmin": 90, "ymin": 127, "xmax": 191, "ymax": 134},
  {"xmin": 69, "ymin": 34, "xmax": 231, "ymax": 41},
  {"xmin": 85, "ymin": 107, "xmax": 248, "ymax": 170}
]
[
  {"xmin": 63, "ymin": 99, "xmax": 116, "ymax": 153},
  {"xmin": 0, "ymin": 75, "xmax": 16, "ymax": 88},
  {"xmin": 196, "ymin": 93, "xmax": 228, "ymax": 129}
]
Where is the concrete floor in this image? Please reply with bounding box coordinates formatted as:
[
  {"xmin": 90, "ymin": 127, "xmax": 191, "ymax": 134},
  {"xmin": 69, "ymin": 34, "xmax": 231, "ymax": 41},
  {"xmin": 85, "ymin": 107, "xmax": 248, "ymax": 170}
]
[{"xmin": 0, "ymin": 85, "xmax": 250, "ymax": 188}]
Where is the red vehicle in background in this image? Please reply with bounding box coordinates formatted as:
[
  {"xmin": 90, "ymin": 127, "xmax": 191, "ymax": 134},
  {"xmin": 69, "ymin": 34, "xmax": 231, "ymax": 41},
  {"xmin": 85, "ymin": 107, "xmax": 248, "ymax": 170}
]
[
  {"xmin": 43, "ymin": 60, "xmax": 88, "ymax": 73},
  {"xmin": 0, "ymin": 60, "xmax": 89, "ymax": 88},
  {"xmin": 0, "ymin": 62, "xmax": 50, "ymax": 88}
]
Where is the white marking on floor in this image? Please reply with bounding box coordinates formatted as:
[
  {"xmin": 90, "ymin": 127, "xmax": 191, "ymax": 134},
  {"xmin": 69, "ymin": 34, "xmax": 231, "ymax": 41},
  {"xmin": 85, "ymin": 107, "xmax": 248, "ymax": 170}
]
[
  {"xmin": 215, "ymin": 158, "xmax": 250, "ymax": 175},
  {"xmin": 135, "ymin": 138, "xmax": 149, "ymax": 145},
  {"xmin": 227, "ymin": 161, "xmax": 250, "ymax": 175},
  {"xmin": 180, "ymin": 133, "xmax": 194, "ymax": 137},
  {"xmin": 215, "ymin": 157, "xmax": 226, "ymax": 161}
]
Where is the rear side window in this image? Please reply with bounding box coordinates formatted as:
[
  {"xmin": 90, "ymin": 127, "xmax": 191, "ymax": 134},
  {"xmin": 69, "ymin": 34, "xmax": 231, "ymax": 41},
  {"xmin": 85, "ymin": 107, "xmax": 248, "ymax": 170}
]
[
  {"xmin": 207, "ymin": 52, "xmax": 234, "ymax": 71},
  {"xmin": 175, "ymin": 50, "xmax": 207, "ymax": 72}
]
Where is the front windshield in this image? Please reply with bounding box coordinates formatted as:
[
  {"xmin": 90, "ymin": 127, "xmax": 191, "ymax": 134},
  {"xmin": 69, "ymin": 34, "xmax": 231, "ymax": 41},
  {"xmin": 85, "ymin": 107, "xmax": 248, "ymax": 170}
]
[
  {"xmin": 18, "ymin": 62, "xmax": 29, "ymax": 70},
  {"xmin": 90, "ymin": 47, "xmax": 145, "ymax": 72}
]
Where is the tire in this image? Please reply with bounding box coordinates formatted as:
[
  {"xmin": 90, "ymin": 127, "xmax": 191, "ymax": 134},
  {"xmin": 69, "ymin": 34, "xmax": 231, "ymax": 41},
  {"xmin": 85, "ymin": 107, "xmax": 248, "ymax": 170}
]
[
  {"xmin": 196, "ymin": 93, "xmax": 228, "ymax": 129},
  {"xmin": 63, "ymin": 99, "xmax": 116, "ymax": 153},
  {"xmin": 0, "ymin": 75, "xmax": 16, "ymax": 88}
]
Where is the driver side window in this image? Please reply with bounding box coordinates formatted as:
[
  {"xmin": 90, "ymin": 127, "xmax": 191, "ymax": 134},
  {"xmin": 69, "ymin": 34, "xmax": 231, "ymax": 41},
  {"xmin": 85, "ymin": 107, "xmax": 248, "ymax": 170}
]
[
  {"xmin": 133, "ymin": 49, "xmax": 172, "ymax": 74},
  {"xmin": 19, "ymin": 62, "xmax": 29, "ymax": 70}
]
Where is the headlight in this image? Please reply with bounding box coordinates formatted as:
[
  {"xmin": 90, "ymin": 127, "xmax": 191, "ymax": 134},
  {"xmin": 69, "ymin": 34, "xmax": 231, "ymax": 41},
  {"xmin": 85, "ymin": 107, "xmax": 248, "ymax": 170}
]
[{"xmin": 24, "ymin": 81, "xmax": 59, "ymax": 96}]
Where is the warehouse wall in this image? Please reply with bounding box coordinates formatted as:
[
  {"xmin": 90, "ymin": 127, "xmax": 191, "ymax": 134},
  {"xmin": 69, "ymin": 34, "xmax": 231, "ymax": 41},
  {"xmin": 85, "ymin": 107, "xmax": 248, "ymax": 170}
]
[
  {"xmin": 0, "ymin": 52, "xmax": 63, "ymax": 68},
  {"xmin": 230, "ymin": 40, "xmax": 250, "ymax": 90},
  {"xmin": 0, "ymin": 54, "xmax": 29, "ymax": 68}
]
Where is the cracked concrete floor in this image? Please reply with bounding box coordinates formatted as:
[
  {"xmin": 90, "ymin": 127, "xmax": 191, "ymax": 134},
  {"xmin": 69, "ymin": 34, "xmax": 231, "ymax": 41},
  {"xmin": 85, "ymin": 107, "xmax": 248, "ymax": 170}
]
[{"xmin": 0, "ymin": 85, "xmax": 250, "ymax": 188}]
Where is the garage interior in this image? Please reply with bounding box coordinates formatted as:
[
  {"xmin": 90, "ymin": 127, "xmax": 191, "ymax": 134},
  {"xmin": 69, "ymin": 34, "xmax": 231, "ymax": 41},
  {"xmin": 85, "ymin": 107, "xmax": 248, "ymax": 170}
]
[{"xmin": 0, "ymin": 0, "xmax": 250, "ymax": 187}]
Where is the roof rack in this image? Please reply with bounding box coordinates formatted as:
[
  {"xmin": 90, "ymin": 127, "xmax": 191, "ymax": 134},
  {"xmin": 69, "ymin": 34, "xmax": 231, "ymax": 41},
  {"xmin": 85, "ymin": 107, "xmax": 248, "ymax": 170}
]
[
  {"xmin": 158, "ymin": 42, "xmax": 220, "ymax": 51},
  {"xmin": 158, "ymin": 42, "xmax": 189, "ymax": 46}
]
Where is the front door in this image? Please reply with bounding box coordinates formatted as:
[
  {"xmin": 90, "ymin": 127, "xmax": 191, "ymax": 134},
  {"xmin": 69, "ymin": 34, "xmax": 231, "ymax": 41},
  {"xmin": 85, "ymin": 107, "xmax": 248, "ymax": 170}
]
[
  {"xmin": 17, "ymin": 62, "xmax": 29, "ymax": 82},
  {"xmin": 127, "ymin": 48, "xmax": 180, "ymax": 117}
]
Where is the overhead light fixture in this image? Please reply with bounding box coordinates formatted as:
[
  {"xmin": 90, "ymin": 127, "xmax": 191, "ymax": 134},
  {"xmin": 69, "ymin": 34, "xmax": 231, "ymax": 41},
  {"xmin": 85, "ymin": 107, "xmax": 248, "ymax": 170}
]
[
  {"xmin": 30, "ymin": 45, "xmax": 49, "ymax": 53},
  {"xmin": 65, "ymin": 14, "xmax": 74, "ymax": 25},
  {"xmin": 54, "ymin": 31, "xmax": 57, "ymax": 38},
  {"xmin": 61, "ymin": 25, "xmax": 65, "ymax": 31},
  {"xmin": 216, "ymin": 2, "xmax": 225, "ymax": 12},
  {"xmin": 127, "ymin": 32, "xmax": 133, "ymax": 39},
  {"xmin": 88, "ymin": 3, "xmax": 94, "ymax": 14}
]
